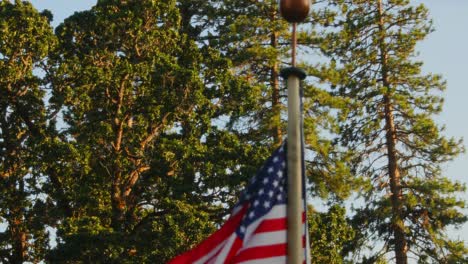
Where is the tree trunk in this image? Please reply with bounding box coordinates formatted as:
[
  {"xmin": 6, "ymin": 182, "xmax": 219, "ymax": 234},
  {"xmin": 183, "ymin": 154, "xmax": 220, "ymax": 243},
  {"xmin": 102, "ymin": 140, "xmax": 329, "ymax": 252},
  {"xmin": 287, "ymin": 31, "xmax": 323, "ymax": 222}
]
[
  {"xmin": 111, "ymin": 177, "xmax": 125, "ymax": 231},
  {"xmin": 10, "ymin": 183, "xmax": 27, "ymax": 264},
  {"xmin": 111, "ymin": 80, "xmax": 126, "ymax": 231},
  {"xmin": 383, "ymin": 95, "xmax": 408, "ymax": 264},
  {"xmin": 10, "ymin": 222, "xmax": 27, "ymax": 264},
  {"xmin": 378, "ymin": 1, "xmax": 408, "ymax": 263}
]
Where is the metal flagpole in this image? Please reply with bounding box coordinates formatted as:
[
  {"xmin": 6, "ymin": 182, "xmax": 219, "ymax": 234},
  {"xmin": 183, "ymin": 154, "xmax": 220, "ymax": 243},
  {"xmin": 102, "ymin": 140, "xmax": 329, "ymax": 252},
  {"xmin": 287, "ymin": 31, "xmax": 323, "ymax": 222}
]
[
  {"xmin": 284, "ymin": 65, "xmax": 306, "ymax": 264},
  {"xmin": 279, "ymin": 0, "xmax": 310, "ymax": 263}
]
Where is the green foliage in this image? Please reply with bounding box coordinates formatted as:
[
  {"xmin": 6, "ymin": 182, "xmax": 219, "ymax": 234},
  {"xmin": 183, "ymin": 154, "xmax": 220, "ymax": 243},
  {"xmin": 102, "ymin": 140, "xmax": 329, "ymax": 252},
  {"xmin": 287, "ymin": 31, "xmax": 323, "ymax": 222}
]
[
  {"xmin": 46, "ymin": 0, "xmax": 274, "ymax": 261},
  {"xmin": 207, "ymin": 0, "xmax": 360, "ymax": 202},
  {"xmin": 316, "ymin": 0, "xmax": 467, "ymax": 262},
  {"xmin": 0, "ymin": 1, "xmax": 55, "ymax": 262},
  {"xmin": 48, "ymin": 199, "xmax": 214, "ymax": 263},
  {"xmin": 308, "ymin": 205, "xmax": 355, "ymax": 264},
  {"xmin": 0, "ymin": 0, "xmax": 466, "ymax": 263},
  {"xmin": 46, "ymin": 0, "xmax": 226, "ymax": 261}
]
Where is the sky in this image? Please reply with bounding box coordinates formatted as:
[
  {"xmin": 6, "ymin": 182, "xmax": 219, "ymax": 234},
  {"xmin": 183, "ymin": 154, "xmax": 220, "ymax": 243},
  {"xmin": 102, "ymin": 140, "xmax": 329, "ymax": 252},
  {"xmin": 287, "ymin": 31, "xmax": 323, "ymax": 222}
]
[
  {"xmin": 413, "ymin": 0, "xmax": 468, "ymax": 244},
  {"xmin": 29, "ymin": 0, "xmax": 468, "ymax": 250}
]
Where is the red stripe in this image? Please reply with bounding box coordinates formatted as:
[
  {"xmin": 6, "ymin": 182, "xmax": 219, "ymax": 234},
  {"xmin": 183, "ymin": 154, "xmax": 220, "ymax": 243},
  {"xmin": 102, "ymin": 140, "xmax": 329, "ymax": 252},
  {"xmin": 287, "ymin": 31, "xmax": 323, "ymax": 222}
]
[
  {"xmin": 254, "ymin": 212, "xmax": 306, "ymax": 234},
  {"xmin": 168, "ymin": 205, "xmax": 247, "ymax": 264},
  {"xmin": 231, "ymin": 235, "xmax": 307, "ymax": 263},
  {"xmin": 169, "ymin": 207, "xmax": 308, "ymax": 263},
  {"xmin": 231, "ymin": 243, "xmax": 287, "ymax": 263},
  {"xmin": 254, "ymin": 218, "xmax": 286, "ymax": 233},
  {"xmin": 203, "ymin": 243, "xmax": 224, "ymax": 264},
  {"xmin": 224, "ymin": 237, "xmax": 243, "ymax": 262},
  {"xmin": 205, "ymin": 236, "xmax": 243, "ymax": 264}
]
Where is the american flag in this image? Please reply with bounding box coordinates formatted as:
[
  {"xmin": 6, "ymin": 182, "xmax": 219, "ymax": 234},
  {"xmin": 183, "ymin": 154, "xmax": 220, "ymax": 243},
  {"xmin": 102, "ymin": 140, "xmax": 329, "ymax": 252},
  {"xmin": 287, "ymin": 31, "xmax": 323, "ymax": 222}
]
[{"xmin": 168, "ymin": 143, "xmax": 309, "ymax": 264}]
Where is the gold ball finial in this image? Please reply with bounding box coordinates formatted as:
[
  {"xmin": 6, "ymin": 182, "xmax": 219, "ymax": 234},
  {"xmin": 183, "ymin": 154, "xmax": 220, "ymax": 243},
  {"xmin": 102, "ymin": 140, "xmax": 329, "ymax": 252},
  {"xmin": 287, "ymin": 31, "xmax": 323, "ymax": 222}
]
[{"xmin": 279, "ymin": 0, "xmax": 310, "ymax": 23}]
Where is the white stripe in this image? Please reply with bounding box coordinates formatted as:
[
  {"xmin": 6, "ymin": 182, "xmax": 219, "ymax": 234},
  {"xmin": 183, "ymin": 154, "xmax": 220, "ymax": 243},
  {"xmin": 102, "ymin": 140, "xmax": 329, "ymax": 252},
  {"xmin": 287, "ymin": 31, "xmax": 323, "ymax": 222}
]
[
  {"xmin": 238, "ymin": 256, "xmax": 287, "ymax": 264},
  {"xmin": 263, "ymin": 204, "xmax": 287, "ymax": 220},
  {"xmin": 242, "ymin": 230, "xmax": 286, "ymax": 249},
  {"xmin": 242, "ymin": 204, "xmax": 286, "ymax": 242},
  {"xmin": 194, "ymin": 204, "xmax": 245, "ymax": 264},
  {"xmin": 230, "ymin": 204, "xmax": 244, "ymax": 217},
  {"xmin": 209, "ymin": 234, "xmax": 237, "ymax": 264},
  {"xmin": 242, "ymin": 225, "xmax": 306, "ymax": 251},
  {"xmin": 302, "ymin": 198, "xmax": 311, "ymax": 264},
  {"xmin": 242, "ymin": 203, "xmax": 305, "ymax": 243},
  {"xmin": 305, "ymin": 247, "xmax": 310, "ymax": 264},
  {"xmin": 197, "ymin": 201, "xmax": 306, "ymax": 263},
  {"xmin": 260, "ymin": 201, "xmax": 305, "ymax": 220},
  {"xmin": 193, "ymin": 239, "xmax": 227, "ymax": 264},
  {"xmin": 231, "ymin": 203, "xmax": 288, "ymax": 221}
]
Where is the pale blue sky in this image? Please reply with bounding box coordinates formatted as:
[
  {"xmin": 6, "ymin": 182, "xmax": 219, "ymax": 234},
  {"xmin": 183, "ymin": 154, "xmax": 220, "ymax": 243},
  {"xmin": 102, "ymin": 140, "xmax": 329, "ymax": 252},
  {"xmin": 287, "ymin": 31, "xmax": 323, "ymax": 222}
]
[
  {"xmin": 413, "ymin": 0, "xmax": 468, "ymax": 245},
  {"xmin": 29, "ymin": 0, "xmax": 467, "ymax": 247}
]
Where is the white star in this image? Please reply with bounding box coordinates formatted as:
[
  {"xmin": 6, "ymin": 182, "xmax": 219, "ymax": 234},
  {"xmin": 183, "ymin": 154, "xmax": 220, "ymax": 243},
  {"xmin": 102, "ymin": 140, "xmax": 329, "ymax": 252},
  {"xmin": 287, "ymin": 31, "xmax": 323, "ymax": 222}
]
[
  {"xmin": 269, "ymin": 190, "xmax": 274, "ymax": 197},
  {"xmin": 249, "ymin": 211, "xmax": 255, "ymax": 218},
  {"xmin": 259, "ymin": 188, "xmax": 264, "ymax": 195},
  {"xmin": 281, "ymin": 161, "xmax": 286, "ymax": 168},
  {"xmin": 268, "ymin": 167, "xmax": 274, "ymax": 174},
  {"xmin": 263, "ymin": 178, "xmax": 269, "ymax": 184},
  {"xmin": 273, "ymin": 156, "xmax": 279, "ymax": 162},
  {"xmin": 277, "ymin": 194, "xmax": 282, "ymax": 200},
  {"xmin": 264, "ymin": 201, "xmax": 271, "ymax": 208},
  {"xmin": 277, "ymin": 170, "xmax": 283, "ymax": 178},
  {"xmin": 279, "ymin": 186, "xmax": 284, "ymax": 192},
  {"xmin": 273, "ymin": 180, "xmax": 279, "ymax": 187},
  {"xmin": 240, "ymin": 225, "xmax": 246, "ymax": 233},
  {"xmin": 254, "ymin": 200, "xmax": 259, "ymax": 207}
]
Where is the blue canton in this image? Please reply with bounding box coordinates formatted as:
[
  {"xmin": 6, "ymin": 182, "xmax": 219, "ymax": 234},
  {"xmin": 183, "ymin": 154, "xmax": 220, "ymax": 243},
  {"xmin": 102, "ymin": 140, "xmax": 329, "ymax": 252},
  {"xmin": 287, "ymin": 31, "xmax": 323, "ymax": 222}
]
[{"xmin": 235, "ymin": 143, "xmax": 287, "ymax": 239}]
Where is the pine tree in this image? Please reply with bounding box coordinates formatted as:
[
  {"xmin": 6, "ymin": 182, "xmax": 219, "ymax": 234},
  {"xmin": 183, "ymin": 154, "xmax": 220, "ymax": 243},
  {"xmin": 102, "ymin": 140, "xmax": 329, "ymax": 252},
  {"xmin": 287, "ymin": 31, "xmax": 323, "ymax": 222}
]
[
  {"xmin": 317, "ymin": 0, "xmax": 467, "ymax": 262},
  {"xmin": 213, "ymin": 0, "xmax": 290, "ymax": 147},
  {"xmin": 0, "ymin": 1, "xmax": 56, "ymax": 262},
  {"xmin": 206, "ymin": 0, "xmax": 360, "ymax": 200},
  {"xmin": 175, "ymin": 1, "xmax": 359, "ymax": 262}
]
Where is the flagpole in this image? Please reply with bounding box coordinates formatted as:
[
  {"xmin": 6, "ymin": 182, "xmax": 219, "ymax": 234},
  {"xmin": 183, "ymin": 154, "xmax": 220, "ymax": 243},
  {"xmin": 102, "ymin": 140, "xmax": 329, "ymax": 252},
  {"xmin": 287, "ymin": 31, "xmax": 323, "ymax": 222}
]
[
  {"xmin": 283, "ymin": 66, "xmax": 306, "ymax": 264},
  {"xmin": 279, "ymin": 1, "xmax": 310, "ymax": 263}
]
